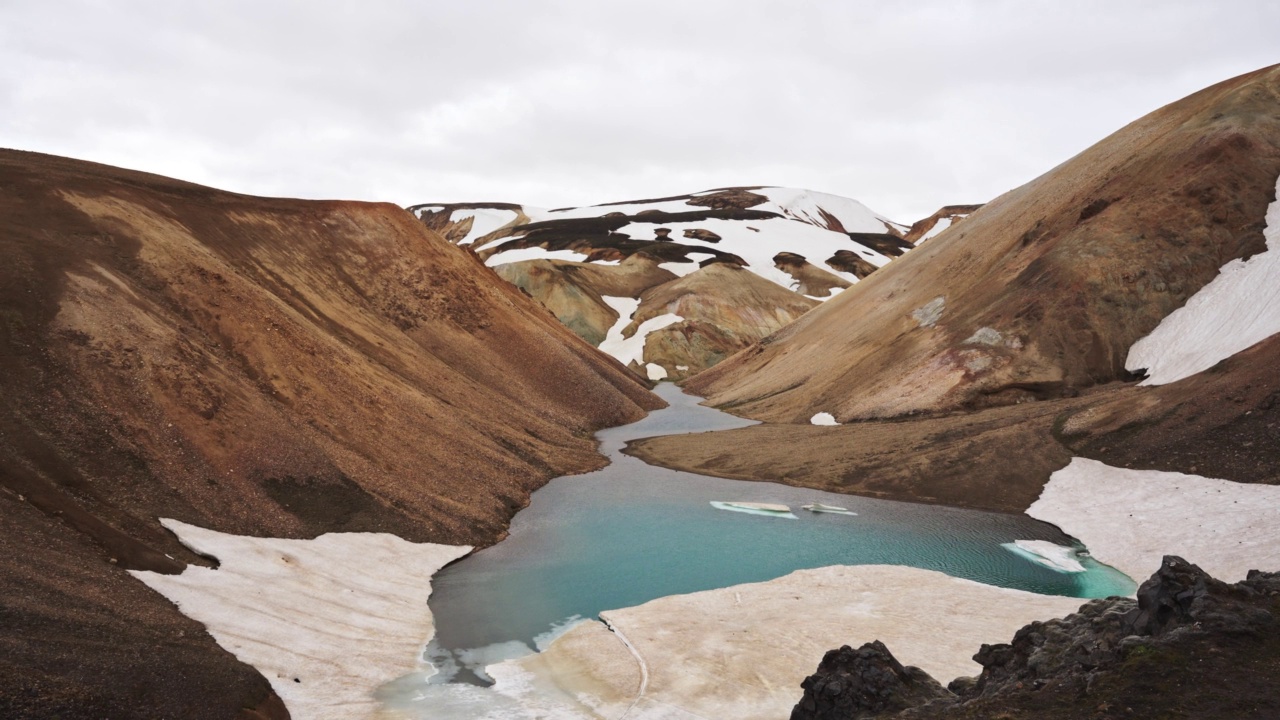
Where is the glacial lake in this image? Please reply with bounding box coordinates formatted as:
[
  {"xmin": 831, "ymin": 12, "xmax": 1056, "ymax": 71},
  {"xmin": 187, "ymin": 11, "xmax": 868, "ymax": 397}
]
[{"xmin": 416, "ymin": 383, "xmax": 1134, "ymax": 686}]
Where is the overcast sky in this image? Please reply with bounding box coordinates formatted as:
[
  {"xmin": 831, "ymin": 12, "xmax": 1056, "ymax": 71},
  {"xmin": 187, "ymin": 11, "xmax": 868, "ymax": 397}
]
[{"xmin": 2, "ymin": 1, "xmax": 1276, "ymax": 222}]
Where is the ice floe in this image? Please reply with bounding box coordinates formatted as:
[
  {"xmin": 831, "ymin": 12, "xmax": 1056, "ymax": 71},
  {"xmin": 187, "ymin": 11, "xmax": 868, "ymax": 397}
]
[{"xmin": 1001, "ymin": 540, "xmax": 1086, "ymax": 573}]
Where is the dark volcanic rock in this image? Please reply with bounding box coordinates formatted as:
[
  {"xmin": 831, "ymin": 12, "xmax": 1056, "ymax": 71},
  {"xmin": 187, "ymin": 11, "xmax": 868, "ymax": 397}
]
[
  {"xmin": 686, "ymin": 187, "xmax": 769, "ymax": 210},
  {"xmin": 791, "ymin": 641, "xmax": 952, "ymax": 720},
  {"xmin": 798, "ymin": 556, "xmax": 1280, "ymax": 719},
  {"xmin": 826, "ymin": 249, "xmax": 879, "ymax": 279},
  {"xmin": 683, "ymin": 228, "xmax": 722, "ymax": 242}
]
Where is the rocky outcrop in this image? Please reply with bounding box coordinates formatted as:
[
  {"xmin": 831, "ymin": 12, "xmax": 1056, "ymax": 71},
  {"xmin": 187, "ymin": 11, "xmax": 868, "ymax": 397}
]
[
  {"xmin": 791, "ymin": 557, "xmax": 1280, "ymax": 719},
  {"xmin": 494, "ymin": 253, "xmax": 677, "ymax": 346},
  {"xmin": 0, "ymin": 149, "xmax": 660, "ymax": 718},
  {"xmin": 774, "ymin": 252, "xmax": 852, "ymax": 297},
  {"xmin": 687, "ymin": 64, "xmax": 1280, "ymax": 421},
  {"xmin": 826, "ymin": 248, "xmax": 881, "ymax": 279},
  {"xmin": 628, "ymin": 263, "xmax": 818, "ymax": 379},
  {"xmin": 902, "ymin": 204, "xmax": 984, "ymax": 245},
  {"xmin": 791, "ymin": 642, "xmax": 952, "ymax": 720}
]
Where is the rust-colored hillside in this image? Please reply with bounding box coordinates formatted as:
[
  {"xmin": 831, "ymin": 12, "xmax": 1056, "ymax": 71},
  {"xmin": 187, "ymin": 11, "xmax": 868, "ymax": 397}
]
[
  {"xmin": 686, "ymin": 64, "xmax": 1280, "ymax": 422},
  {"xmin": 0, "ymin": 150, "xmax": 660, "ymax": 718}
]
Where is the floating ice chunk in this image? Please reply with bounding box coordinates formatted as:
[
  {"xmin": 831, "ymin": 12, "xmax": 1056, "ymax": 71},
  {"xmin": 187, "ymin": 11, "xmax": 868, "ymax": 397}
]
[
  {"xmin": 801, "ymin": 502, "xmax": 857, "ymax": 516},
  {"xmin": 810, "ymin": 412, "xmax": 838, "ymax": 426},
  {"xmin": 710, "ymin": 501, "xmax": 798, "ymax": 519},
  {"xmin": 1001, "ymin": 540, "xmax": 1087, "ymax": 573}
]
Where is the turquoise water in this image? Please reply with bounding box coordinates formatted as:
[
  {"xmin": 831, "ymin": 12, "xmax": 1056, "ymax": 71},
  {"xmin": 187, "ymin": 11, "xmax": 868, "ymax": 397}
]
[{"xmin": 423, "ymin": 383, "xmax": 1135, "ymax": 685}]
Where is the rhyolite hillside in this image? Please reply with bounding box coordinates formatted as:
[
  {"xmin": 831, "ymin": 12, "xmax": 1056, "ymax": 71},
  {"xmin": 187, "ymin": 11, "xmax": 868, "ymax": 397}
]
[
  {"xmin": 630, "ymin": 64, "xmax": 1280, "ymax": 515},
  {"xmin": 683, "ymin": 65, "xmax": 1280, "ymax": 422},
  {"xmin": 0, "ymin": 149, "xmax": 661, "ymax": 719},
  {"xmin": 408, "ymin": 187, "xmax": 913, "ymax": 380}
]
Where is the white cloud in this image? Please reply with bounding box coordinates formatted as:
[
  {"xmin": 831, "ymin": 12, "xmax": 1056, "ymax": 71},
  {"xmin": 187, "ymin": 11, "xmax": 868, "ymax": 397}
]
[{"xmin": 1, "ymin": 0, "xmax": 1276, "ymax": 222}]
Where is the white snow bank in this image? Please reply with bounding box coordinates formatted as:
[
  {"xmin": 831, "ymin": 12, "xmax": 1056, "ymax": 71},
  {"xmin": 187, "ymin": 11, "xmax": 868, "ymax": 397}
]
[
  {"xmin": 645, "ymin": 363, "xmax": 668, "ymax": 381},
  {"xmin": 449, "ymin": 208, "xmax": 519, "ymax": 245},
  {"xmin": 1001, "ymin": 540, "xmax": 1086, "ymax": 573},
  {"xmin": 809, "ymin": 412, "xmax": 839, "ymax": 426},
  {"xmin": 597, "ymin": 310, "xmax": 682, "ymax": 367},
  {"xmin": 756, "ymin": 187, "xmax": 898, "ymax": 234},
  {"xmin": 1028, "ymin": 458, "xmax": 1280, "ymax": 583},
  {"xmin": 130, "ymin": 520, "xmax": 470, "ymax": 720},
  {"xmin": 485, "ymin": 247, "xmax": 587, "ymax": 266},
  {"xmin": 1126, "ymin": 173, "xmax": 1280, "ymax": 385},
  {"xmin": 920, "ymin": 216, "xmax": 953, "ymax": 242}
]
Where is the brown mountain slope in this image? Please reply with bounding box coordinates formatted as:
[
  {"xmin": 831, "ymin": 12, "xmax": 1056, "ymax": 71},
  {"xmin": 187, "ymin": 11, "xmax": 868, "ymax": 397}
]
[
  {"xmin": 0, "ymin": 150, "xmax": 659, "ymax": 718},
  {"xmin": 494, "ymin": 253, "xmax": 677, "ymax": 346},
  {"xmin": 686, "ymin": 64, "xmax": 1280, "ymax": 422},
  {"xmin": 631, "ymin": 263, "xmax": 819, "ymax": 380}
]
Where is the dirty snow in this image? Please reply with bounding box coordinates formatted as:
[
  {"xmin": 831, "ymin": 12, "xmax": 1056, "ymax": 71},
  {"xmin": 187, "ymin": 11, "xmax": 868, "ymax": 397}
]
[
  {"xmin": 1028, "ymin": 457, "xmax": 1280, "ymax": 583},
  {"xmin": 1126, "ymin": 173, "xmax": 1280, "ymax": 385},
  {"xmin": 490, "ymin": 565, "xmax": 1082, "ymax": 720},
  {"xmin": 129, "ymin": 519, "xmax": 470, "ymax": 720}
]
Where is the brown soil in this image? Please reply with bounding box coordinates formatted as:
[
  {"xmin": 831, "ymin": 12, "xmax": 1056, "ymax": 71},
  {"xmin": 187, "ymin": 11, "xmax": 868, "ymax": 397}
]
[
  {"xmin": 630, "ymin": 330, "xmax": 1280, "ymax": 514},
  {"xmin": 0, "ymin": 149, "xmax": 660, "ymax": 718},
  {"xmin": 626, "ymin": 390, "xmax": 1102, "ymax": 514}
]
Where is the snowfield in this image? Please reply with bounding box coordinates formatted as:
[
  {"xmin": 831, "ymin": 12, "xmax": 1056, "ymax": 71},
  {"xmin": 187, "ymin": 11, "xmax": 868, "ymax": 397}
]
[
  {"xmin": 1028, "ymin": 458, "xmax": 1280, "ymax": 584},
  {"xmin": 424, "ymin": 187, "xmax": 905, "ymax": 299},
  {"xmin": 1126, "ymin": 172, "xmax": 1280, "ymax": 385},
  {"xmin": 130, "ymin": 520, "xmax": 470, "ymax": 720}
]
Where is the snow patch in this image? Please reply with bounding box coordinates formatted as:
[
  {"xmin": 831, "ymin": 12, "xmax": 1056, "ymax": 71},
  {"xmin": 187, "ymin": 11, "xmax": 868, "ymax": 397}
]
[
  {"xmin": 1126, "ymin": 173, "xmax": 1280, "ymax": 385},
  {"xmin": 129, "ymin": 519, "xmax": 470, "ymax": 720},
  {"xmin": 1028, "ymin": 457, "xmax": 1280, "ymax": 584},
  {"xmin": 597, "ymin": 307, "xmax": 683, "ymax": 367},
  {"xmin": 486, "ymin": 247, "xmax": 588, "ymax": 266},
  {"xmin": 756, "ymin": 187, "xmax": 898, "ymax": 234},
  {"xmin": 646, "ymin": 363, "xmax": 668, "ymax": 381},
  {"xmin": 809, "ymin": 412, "xmax": 838, "ymax": 426}
]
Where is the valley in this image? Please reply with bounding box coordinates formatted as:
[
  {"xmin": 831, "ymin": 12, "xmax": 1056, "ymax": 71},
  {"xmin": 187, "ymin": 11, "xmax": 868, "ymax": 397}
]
[{"xmin": 2, "ymin": 63, "xmax": 1280, "ymax": 720}]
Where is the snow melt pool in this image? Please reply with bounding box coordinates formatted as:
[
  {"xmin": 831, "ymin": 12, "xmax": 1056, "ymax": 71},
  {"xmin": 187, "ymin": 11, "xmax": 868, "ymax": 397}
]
[{"xmin": 401, "ymin": 383, "xmax": 1134, "ymax": 693}]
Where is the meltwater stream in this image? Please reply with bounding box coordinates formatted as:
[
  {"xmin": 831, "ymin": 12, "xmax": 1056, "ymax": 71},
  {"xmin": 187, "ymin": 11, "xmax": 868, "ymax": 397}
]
[{"xmin": 391, "ymin": 383, "xmax": 1134, "ymax": 701}]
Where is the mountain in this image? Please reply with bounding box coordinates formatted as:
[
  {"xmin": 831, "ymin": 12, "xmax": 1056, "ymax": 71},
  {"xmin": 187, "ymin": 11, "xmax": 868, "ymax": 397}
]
[
  {"xmin": 630, "ymin": 64, "xmax": 1280, "ymax": 514},
  {"xmin": 408, "ymin": 187, "xmax": 911, "ymax": 378},
  {"xmin": 0, "ymin": 150, "xmax": 660, "ymax": 718},
  {"xmin": 683, "ymin": 65, "xmax": 1280, "ymax": 422}
]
